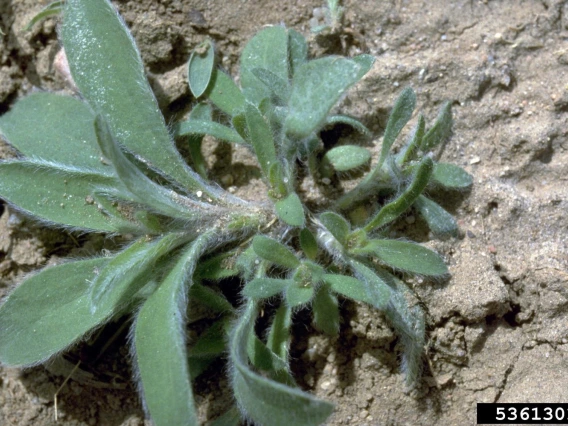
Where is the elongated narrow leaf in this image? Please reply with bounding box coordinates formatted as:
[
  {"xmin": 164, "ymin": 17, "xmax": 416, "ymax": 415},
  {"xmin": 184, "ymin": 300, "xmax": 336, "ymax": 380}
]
[
  {"xmin": 285, "ymin": 55, "xmax": 374, "ymax": 139},
  {"xmin": 275, "ymin": 192, "xmax": 305, "ymax": 227},
  {"xmin": 183, "ymin": 102, "xmax": 211, "ymax": 178},
  {"xmin": 356, "ymin": 239, "xmax": 448, "ymax": 276},
  {"xmin": 243, "ymin": 278, "xmax": 291, "ymax": 300},
  {"xmin": 399, "ymin": 114, "xmax": 425, "ymax": 165},
  {"xmin": 323, "ymin": 145, "xmax": 371, "ymax": 172},
  {"xmin": 432, "ymin": 163, "xmax": 472, "ymax": 189},
  {"xmin": 205, "ymin": 70, "xmax": 246, "ymax": 116},
  {"xmin": 325, "ymin": 115, "xmax": 372, "ymax": 138},
  {"xmin": 414, "ymin": 195, "xmax": 458, "ymax": 237},
  {"xmin": 312, "ymin": 286, "xmax": 339, "ymax": 336},
  {"xmin": 188, "ymin": 39, "xmax": 215, "ymax": 98},
  {"xmin": 230, "ymin": 300, "xmax": 334, "ymax": 426},
  {"xmin": 319, "ymin": 211, "xmax": 350, "ymax": 245},
  {"xmin": 247, "ymin": 332, "xmax": 293, "ymax": 384},
  {"xmin": 252, "ymin": 235, "xmax": 299, "ymax": 269},
  {"xmin": 267, "ymin": 305, "xmax": 292, "ymax": 360},
  {"xmin": 420, "ymin": 101, "xmax": 452, "ymax": 152},
  {"xmin": 0, "ymin": 160, "xmax": 121, "ymax": 231},
  {"xmin": 134, "ymin": 236, "xmax": 211, "ymax": 426},
  {"xmin": 348, "ymin": 260, "xmax": 391, "ymax": 310},
  {"xmin": 240, "ymin": 26, "xmax": 289, "ymax": 106},
  {"xmin": 175, "ymin": 119, "xmax": 245, "ymax": 145},
  {"xmin": 62, "ymin": 0, "xmax": 203, "ymax": 192},
  {"xmin": 0, "ymin": 258, "xmax": 111, "ymax": 366},
  {"xmin": 94, "ymin": 115, "xmax": 196, "ymax": 220},
  {"xmin": 299, "ymin": 228, "xmax": 318, "ymax": 261},
  {"xmin": 90, "ymin": 233, "xmax": 190, "ymax": 312},
  {"xmin": 189, "ymin": 282, "xmax": 234, "ymax": 314},
  {"xmin": 24, "ymin": 1, "xmax": 64, "ymax": 31},
  {"xmin": 323, "ymin": 274, "xmax": 371, "ymax": 304},
  {"xmin": 0, "ymin": 93, "xmax": 111, "ymax": 173},
  {"xmin": 376, "ymin": 87, "xmax": 416, "ymax": 171},
  {"xmin": 245, "ymin": 102, "xmax": 277, "ymax": 177},
  {"xmin": 383, "ymin": 275, "xmax": 426, "ymax": 385},
  {"xmin": 364, "ymin": 156, "xmax": 433, "ymax": 232}
]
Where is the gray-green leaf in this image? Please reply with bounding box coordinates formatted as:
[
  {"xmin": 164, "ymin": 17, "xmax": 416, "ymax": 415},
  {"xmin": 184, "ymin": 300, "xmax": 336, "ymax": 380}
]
[
  {"xmin": 285, "ymin": 55, "xmax": 374, "ymax": 139},
  {"xmin": 0, "ymin": 258, "xmax": 111, "ymax": 366},
  {"xmin": 0, "ymin": 160, "xmax": 120, "ymax": 232},
  {"xmin": 356, "ymin": 239, "xmax": 448, "ymax": 276},
  {"xmin": 188, "ymin": 39, "xmax": 215, "ymax": 98},
  {"xmin": 432, "ymin": 163, "xmax": 473, "ymax": 189},
  {"xmin": 414, "ymin": 195, "xmax": 458, "ymax": 237},
  {"xmin": 252, "ymin": 235, "xmax": 300, "ymax": 269},
  {"xmin": 229, "ymin": 300, "xmax": 334, "ymax": 426},
  {"xmin": 134, "ymin": 237, "xmax": 209, "ymax": 426},
  {"xmin": 275, "ymin": 192, "xmax": 305, "ymax": 227},
  {"xmin": 240, "ymin": 26, "xmax": 289, "ymax": 106},
  {"xmin": 62, "ymin": 0, "xmax": 203, "ymax": 192},
  {"xmin": 323, "ymin": 145, "xmax": 371, "ymax": 172},
  {"xmin": 0, "ymin": 93, "xmax": 110, "ymax": 173},
  {"xmin": 243, "ymin": 278, "xmax": 291, "ymax": 300},
  {"xmin": 319, "ymin": 211, "xmax": 350, "ymax": 245}
]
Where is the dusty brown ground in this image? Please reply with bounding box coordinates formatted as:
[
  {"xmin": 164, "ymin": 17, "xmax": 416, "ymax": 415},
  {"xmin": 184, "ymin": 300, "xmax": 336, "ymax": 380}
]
[{"xmin": 1, "ymin": 0, "xmax": 567, "ymax": 425}]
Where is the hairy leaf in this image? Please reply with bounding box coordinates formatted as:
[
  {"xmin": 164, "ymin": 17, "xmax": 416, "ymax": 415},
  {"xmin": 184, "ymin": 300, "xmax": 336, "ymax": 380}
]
[
  {"xmin": 62, "ymin": 0, "xmax": 203, "ymax": 192},
  {"xmin": 285, "ymin": 284, "xmax": 314, "ymax": 308},
  {"xmin": 288, "ymin": 29, "xmax": 308, "ymax": 77},
  {"xmin": 0, "ymin": 258, "xmax": 111, "ymax": 366},
  {"xmin": 267, "ymin": 305, "xmax": 292, "ymax": 360},
  {"xmin": 349, "ymin": 260, "xmax": 391, "ymax": 310},
  {"xmin": 319, "ymin": 211, "xmax": 350, "ymax": 245},
  {"xmin": 134, "ymin": 236, "xmax": 211, "ymax": 426},
  {"xmin": 376, "ymin": 87, "xmax": 416, "ymax": 171},
  {"xmin": 252, "ymin": 235, "xmax": 299, "ymax": 269},
  {"xmin": 285, "ymin": 55, "xmax": 374, "ymax": 139},
  {"xmin": 188, "ymin": 39, "xmax": 215, "ymax": 98},
  {"xmin": 175, "ymin": 119, "xmax": 246, "ymax": 145},
  {"xmin": 90, "ymin": 233, "xmax": 191, "ymax": 312},
  {"xmin": 0, "ymin": 93, "xmax": 111, "ymax": 173},
  {"xmin": 432, "ymin": 163, "xmax": 473, "ymax": 189},
  {"xmin": 364, "ymin": 156, "xmax": 433, "ymax": 232},
  {"xmin": 322, "ymin": 274, "xmax": 370, "ymax": 304},
  {"xmin": 275, "ymin": 192, "xmax": 305, "ymax": 227},
  {"xmin": 206, "ymin": 70, "xmax": 246, "ymax": 116},
  {"xmin": 356, "ymin": 239, "xmax": 448, "ymax": 276},
  {"xmin": 323, "ymin": 145, "xmax": 371, "ymax": 172},
  {"xmin": 243, "ymin": 278, "xmax": 291, "ymax": 300},
  {"xmin": 240, "ymin": 26, "xmax": 289, "ymax": 106},
  {"xmin": 0, "ymin": 160, "xmax": 121, "ymax": 232},
  {"xmin": 414, "ymin": 195, "xmax": 458, "ymax": 237},
  {"xmin": 420, "ymin": 101, "xmax": 452, "ymax": 152},
  {"xmin": 299, "ymin": 228, "xmax": 318, "ymax": 261},
  {"xmin": 94, "ymin": 115, "xmax": 198, "ymax": 220},
  {"xmin": 245, "ymin": 102, "xmax": 277, "ymax": 178},
  {"xmin": 312, "ymin": 286, "xmax": 339, "ymax": 336},
  {"xmin": 230, "ymin": 300, "xmax": 334, "ymax": 426}
]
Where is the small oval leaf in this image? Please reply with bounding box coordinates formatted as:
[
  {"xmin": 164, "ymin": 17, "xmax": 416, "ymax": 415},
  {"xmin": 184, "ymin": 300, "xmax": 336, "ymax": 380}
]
[
  {"xmin": 252, "ymin": 235, "xmax": 300, "ymax": 269},
  {"xmin": 188, "ymin": 39, "xmax": 215, "ymax": 98},
  {"xmin": 275, "ymin": 193, "xmax": 305, "ymax": 227},
  {"xmin": 432, "ymin": 163, "xmax": 473, "ymax": 189},
  {"xmin": 323, "ymin": 145, "xmax": 371, "ymax": 172},
  {"xmin": 243, "ymin": 278, "xmax": 291, "ymax": 300}
]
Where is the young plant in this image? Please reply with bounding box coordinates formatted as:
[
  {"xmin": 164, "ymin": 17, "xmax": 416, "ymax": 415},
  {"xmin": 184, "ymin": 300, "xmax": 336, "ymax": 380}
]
[{"xmin": 0, "ymin": 1, "xmax": 472, "ymax": 425}]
